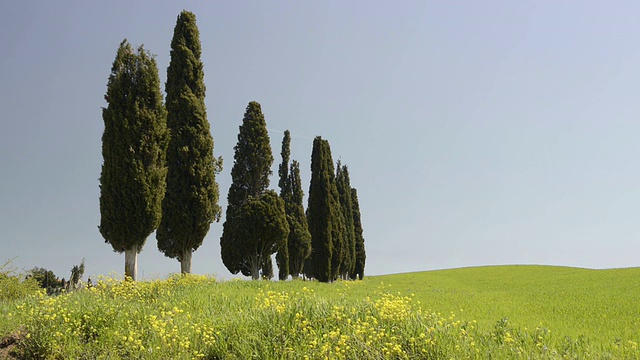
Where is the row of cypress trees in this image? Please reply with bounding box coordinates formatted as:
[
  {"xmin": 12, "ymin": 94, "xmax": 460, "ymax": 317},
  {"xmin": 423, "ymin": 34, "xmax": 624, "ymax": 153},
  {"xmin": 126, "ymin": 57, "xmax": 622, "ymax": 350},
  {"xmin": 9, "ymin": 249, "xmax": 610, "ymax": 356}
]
[
  {"xmin": 304, "ymin": 138, "xmax": 366, "ymax": 282},
  {"xmin": 99, "ymin": 11, "xmax": 365, "ymax": 282},
  {"xmin": 219, "ymin": 101, "xmax": 365, "ymax": 282},
  {"xmin": 99, "ymin": 11, "xmax": 219, "ymax": 280}
]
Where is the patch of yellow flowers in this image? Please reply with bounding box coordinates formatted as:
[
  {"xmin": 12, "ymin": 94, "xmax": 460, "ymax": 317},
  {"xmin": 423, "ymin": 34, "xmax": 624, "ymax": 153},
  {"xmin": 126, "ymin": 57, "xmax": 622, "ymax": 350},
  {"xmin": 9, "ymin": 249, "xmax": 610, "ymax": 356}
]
[{"xmin": 6, "ymin": 275, "xmax": 640, "ymax": 359}]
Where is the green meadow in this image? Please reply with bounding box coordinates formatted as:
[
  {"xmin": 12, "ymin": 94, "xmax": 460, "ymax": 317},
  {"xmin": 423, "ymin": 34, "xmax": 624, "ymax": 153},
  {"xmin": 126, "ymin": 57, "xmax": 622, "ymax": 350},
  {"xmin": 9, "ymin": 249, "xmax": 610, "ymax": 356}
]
[
  {"xmin": 1, "ymin": 265, "xmax": 639, "ymax": 359},
  {"xmin": 379, "ymin": 266, "xmax": 640, "ymax": 346}
]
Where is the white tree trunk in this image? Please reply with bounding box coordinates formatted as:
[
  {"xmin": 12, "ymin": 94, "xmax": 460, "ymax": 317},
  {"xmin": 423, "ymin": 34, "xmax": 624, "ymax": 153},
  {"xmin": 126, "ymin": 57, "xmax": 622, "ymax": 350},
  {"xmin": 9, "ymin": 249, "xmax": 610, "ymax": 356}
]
[
  {"xmin": 124, "ymin": 248, "xmax": 138, "ymax": 281},
  {"xmin": 181, "ymin": 248, "xmax": 192, "ymax": 274}
]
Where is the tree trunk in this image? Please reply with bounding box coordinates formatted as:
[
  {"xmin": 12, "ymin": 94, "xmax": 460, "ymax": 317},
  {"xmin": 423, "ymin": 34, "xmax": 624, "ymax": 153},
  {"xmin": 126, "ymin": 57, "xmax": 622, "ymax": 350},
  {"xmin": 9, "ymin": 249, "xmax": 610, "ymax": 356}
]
[
  {"xmin": 181, "ymin": 248, "xmax": 192, "ymax": 274},
  {"xmin": 251, "ymin": 257, "xmax": 260, "ymax": 280},
  {"xmin": 124, "ymin": 248, "xmax": 138, "ymax": 281}
]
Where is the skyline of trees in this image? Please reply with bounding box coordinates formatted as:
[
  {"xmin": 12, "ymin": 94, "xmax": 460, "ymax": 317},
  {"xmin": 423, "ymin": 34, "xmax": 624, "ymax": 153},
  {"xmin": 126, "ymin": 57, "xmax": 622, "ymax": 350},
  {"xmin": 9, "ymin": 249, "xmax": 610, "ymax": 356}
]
[{"xmin": 98, "ymin": 11, "xmax": 365, "ymax": 282}]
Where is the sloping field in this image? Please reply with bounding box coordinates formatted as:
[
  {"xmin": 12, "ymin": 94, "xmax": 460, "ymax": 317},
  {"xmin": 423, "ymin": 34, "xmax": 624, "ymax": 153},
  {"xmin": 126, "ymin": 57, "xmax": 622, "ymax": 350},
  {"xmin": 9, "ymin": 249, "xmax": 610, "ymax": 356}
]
[
  {"xmin": 1, "ymin": 266, "xmax": 639, "ymax": 359},
  {"xmin": 374, "ymin": 265, "xmax": 640, "ymax": 346}
]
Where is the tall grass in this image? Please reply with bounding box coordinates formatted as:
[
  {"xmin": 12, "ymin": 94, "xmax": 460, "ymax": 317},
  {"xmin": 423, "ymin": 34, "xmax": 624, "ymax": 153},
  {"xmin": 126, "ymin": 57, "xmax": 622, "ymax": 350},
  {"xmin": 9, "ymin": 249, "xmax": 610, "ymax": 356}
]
[
  {"xmin": 2, "ymin": 266, "xmax": 639, "ymax": 359},
  {"xmin": 0, "ymin": 259, "xmax": 40, "ymax": 302}
]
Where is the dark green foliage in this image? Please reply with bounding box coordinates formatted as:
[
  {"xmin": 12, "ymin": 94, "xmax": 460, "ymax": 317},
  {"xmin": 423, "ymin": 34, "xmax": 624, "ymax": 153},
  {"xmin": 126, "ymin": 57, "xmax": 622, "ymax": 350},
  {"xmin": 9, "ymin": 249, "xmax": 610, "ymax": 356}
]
[
  {"xmin": 305, "ymin": 137, "xmax": 343, "ymax": 282},
  {"xmin": 336, "ymin": 162, "xmax": 356, "ymax": 279},
  {"xmin": 157, "ymin": 11, "xmax": 221, "ymax": 273},
  {"xmin": 99, "ymin": 40, "xmax": 167, "ymax": 279},
  {"xmin": 329, "ymin": 188, "xmax": 346, "ymax": 282},
  {"xmin": 275, "ymin": 243, "xmax": 289, "ymax": 281},
  {"xmin": 278, "ymin": 130, "xmax": 291, "ymax": 195},
  {"xmin": 284, "ymin": 160, "xmax": 312, "ymax": 278},
  {"xmin": 351, "ymin": 188, "xmax": 366, "ymax": 280},
  {"xmin": 28, "ymin": 267, "xmax": 61, "ymax": 291},
  {"xmin": 261, "ymin": 257, "xmax": 274, "ymax": 280},
  {"xmin": 225, "ymin": 101, "xmax": 274, "ymax": 213},
  {"xmin": 221, "ymin": 102, "xmax": 275, "ymax": 278},
  {"xmin": 275, "ymin": 131, "xmax": 291, "ymax": 280},
  {"xmin": 221, "ymin": 191, "xmax": 289, "ymax": 280}
]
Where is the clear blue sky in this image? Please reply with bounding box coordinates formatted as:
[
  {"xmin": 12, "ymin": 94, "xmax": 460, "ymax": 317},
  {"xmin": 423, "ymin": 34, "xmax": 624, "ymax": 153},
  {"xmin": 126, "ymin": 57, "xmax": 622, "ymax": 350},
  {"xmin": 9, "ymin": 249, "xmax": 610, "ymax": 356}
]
[{"xmin": 2, "ymin": 1, "xmax": 640, "ymax": 280}]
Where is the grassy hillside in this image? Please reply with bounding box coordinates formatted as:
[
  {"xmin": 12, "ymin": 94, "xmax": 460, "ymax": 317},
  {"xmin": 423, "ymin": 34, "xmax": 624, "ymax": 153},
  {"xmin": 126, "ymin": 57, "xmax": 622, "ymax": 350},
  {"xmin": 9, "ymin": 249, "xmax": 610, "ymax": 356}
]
[
  {"xmin": 376, "ymin": 265, "xmax": 640, "ymax": 345},
  {"xmin": 1, "ymin": 266, "xmax": 639, "ymax": 359}
]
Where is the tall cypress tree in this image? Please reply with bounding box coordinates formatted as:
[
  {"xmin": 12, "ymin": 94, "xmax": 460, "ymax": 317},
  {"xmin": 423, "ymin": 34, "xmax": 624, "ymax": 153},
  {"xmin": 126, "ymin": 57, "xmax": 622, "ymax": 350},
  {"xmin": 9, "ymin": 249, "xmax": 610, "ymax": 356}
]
[
  {"xmin": 336, "ymin": 162, "xmax": 356, "ymax": 279},
  {"xmin": 306, "ymin": 137, "xmax": 342, "ymax": 282},
  {"xmin": 329, "ymin": 173, "xmax": 346, "ymax": 282},
  {"xmin": 278, "ymin": 130, "xmax": 291, "ymax": 195},
  {"xmin": 157, "ymin": 11, "xmax": 221, "ymax": 274},
  {"xmin": 221, "ymin": 101, "xmax": 275, "ymax": 278},
  {"xmin": 275, "ymin": 131, "xmax": 291, "ymax": 280},
  {"xmin": 99, "ymin": 40, "xmax": 167, "ymax": 281},
  {"xmin": 286, "ymin": 160, "xmax": 312, "ymax": 278},
  {"xmin": 351, "ymin": 188, "xmax": 366, "ymax": 280}
]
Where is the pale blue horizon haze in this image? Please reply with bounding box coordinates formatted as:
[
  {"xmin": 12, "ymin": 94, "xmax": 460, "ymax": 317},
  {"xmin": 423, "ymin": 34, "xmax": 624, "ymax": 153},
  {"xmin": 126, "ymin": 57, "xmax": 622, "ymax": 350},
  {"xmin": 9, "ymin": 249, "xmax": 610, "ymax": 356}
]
[{"xmin": 2, "ymin": 1, "xmax": 640, "ymax": 280}]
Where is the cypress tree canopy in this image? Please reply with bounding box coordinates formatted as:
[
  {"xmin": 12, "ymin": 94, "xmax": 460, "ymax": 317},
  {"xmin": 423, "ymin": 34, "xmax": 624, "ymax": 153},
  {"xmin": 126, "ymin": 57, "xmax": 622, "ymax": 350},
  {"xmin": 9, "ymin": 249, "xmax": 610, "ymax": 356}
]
[
  {"xmin": 285, "ymin": 160, "xmax": 312, "ymax": 278},
  {"xmin": 278, "ymin": 130, "xmax": 291, "ymax": 196},
  {"xmin": 275, "ymin": 130, "xmax": 292, "ymax": 280},
  {"xmin": 99, "ymin": 40, "xmax": 167, "ymax": 280},
  {"xmin": 226, "ymin": 101, "xmax": 274, "ymax": 214},
  {"xmin": 157, "ymin": 10, "xmax": 221, "ymax": 273},
  {"xmin": 305, "ymin": 137, "xmax": 342, "ymax": 282},
  {"xmin": 351, "ymin": 188, "xmax": 366, "ymax": 280},
  {"xmin": 99, "ymin": 40, "xmax": 166, "ymax": 252},
  {"xmin": 336, "ymin": 162, "xmax": 356, "ymax": 279},
  {"xmin": 222, "ymin": 191, "xmax": 289, "ymax": 280},
  {"xmin": 221, "ymin": 101, "xmax": 275, "ymax": 278}
]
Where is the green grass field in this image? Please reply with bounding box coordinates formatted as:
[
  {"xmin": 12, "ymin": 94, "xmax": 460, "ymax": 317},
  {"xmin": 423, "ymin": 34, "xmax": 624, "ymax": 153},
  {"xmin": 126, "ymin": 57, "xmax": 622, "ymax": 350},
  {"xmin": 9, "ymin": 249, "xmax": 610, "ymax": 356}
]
[
  {"xmin": 378, "ymin": 265, "xmax": 640, "ymax": 345},
  {"xmin": 1, "ymin": 265, "xmax": 639, "ymax": 359}
]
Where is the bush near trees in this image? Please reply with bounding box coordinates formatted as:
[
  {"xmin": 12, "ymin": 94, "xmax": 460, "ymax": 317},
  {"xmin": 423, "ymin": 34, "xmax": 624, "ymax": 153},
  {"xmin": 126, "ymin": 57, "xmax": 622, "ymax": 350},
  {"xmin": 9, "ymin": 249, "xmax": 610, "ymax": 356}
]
[
  {"xmin": 28, "ymin": 267, "xmax": 63, "ymax": 294},
  {"xmin": 0, "ymin": 259, "xmax": 40, "ymax": 301},
  {"xmin": 99, "ymin": 40, "xmax": 167, "ymax": 281},
  {"xmin": 157, "ymin": 10, "xmax": 222, "ymax": 274}
]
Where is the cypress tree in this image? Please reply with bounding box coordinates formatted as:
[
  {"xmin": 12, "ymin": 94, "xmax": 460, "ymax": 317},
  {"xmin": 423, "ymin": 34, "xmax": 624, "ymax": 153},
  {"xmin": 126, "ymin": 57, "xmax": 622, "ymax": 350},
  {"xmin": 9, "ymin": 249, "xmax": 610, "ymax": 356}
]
[
  {"xmin": 275, "ymin": 131, "xmax": 291, "ymax": 280},
  {"xmin": 351, "ymin": 188, "xmax": 366, "ymax": 280},
  {"xmin": 224, "ymin": 191, "xmax": 289, "ymax": 280},
  {"xmin": 99, "ymin": 40, "xmax": 167, "ymax": 281},
  {"xmin": 306, "ymin": 137, "xmax": 342, "ymax": 282},
  {"xmin": 224, "ymin": 101, "xmax": 273, "ymax": 213},
  {"xmin": 336, "ymin": 162, "xmax": 356, "ymax": 279},
  {"xmin": 157, "ymin": 11, "xmax": 221, "ymax": 274},
  {"xmin": 285, "ymin": 160, "xmax": 312, "ymax": 278},
  {"xmin": 329, "ymin": 177, "xmax": 346, "ymax": 282},
  {"xmin": 220, "ymin": 101, "xmax": 275, "ymax": 278},
  {"xmin": 278, "ymin": 130, "xmax": 291, "ymax": 195}
]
